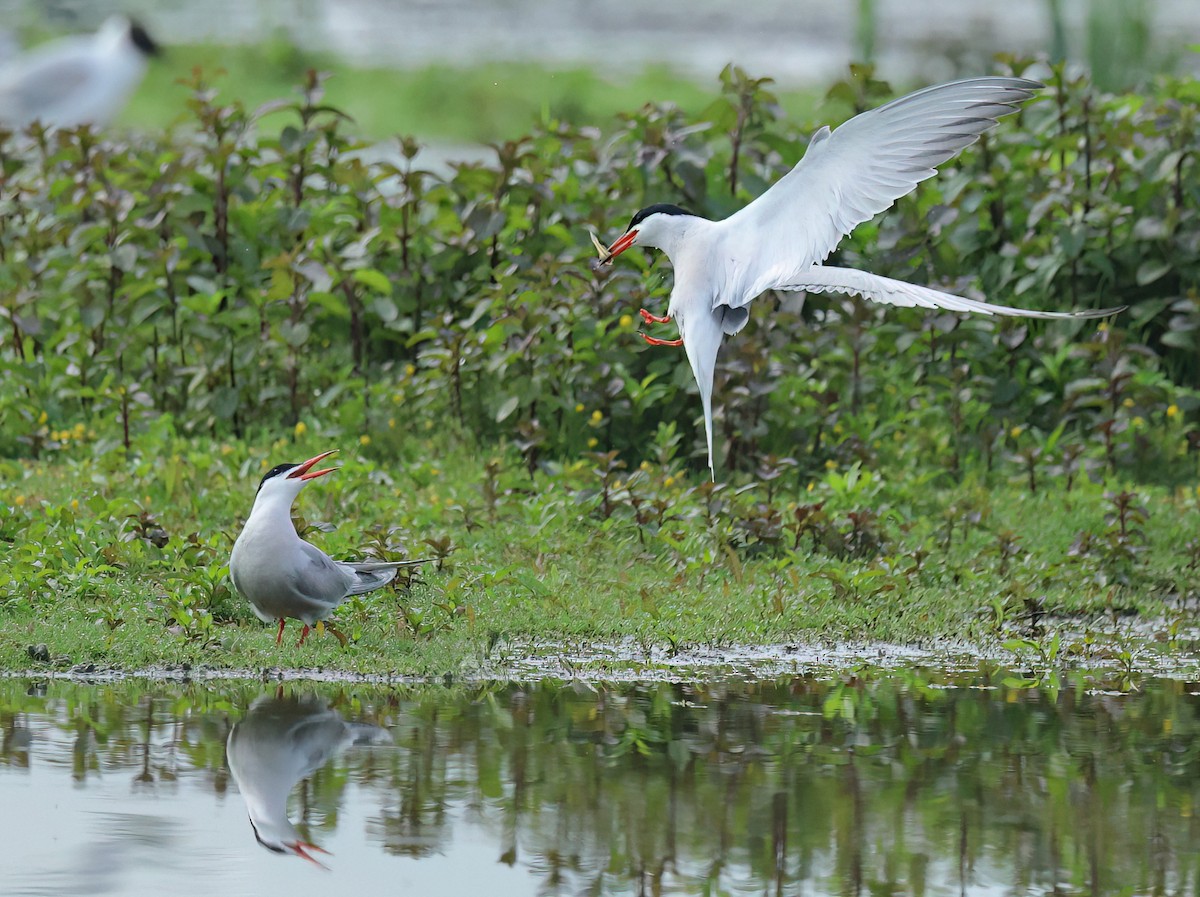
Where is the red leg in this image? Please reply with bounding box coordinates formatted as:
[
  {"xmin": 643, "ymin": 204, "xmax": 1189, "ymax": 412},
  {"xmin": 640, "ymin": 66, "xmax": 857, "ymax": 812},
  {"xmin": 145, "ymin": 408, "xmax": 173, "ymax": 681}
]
[
  {"xmin": 639, "ymin": 308, "xmax": 671, "ymax": 324},
  {"xmin": 275, "ymin": 618, "xmax": 286, "ymax": 645},
  {"xmin": 638, "ymin": 331, "xmax": 683, "ymax": 347},
  {"xmin": 297, "ymin": 624, "xmax": 311, "ymax": 647}
]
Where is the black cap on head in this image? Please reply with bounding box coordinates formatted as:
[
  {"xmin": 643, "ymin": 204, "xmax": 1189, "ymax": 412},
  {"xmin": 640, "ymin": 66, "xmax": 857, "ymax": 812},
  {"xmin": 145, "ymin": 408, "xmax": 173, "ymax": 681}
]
[
  {"xmin": 128, "ymin": 20, "xmax": 161, "ymax": 57},
  {"xmin": 628, "ymin": 203, "xmax": 692, "ymax": 231},
  {"xmin": 257, "ymin": 463, "xmax": 300, "ymax": 494}
]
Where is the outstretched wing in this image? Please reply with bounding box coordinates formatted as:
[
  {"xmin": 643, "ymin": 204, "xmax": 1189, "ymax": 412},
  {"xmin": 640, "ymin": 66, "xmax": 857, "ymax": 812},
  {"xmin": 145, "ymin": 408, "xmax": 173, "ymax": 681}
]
[
  {"xmin": 720, "ymin": 77, "xmax": 1041, "ymax": 307},
  {"xmin": 785, "ymin": 266, "xmax": 1125, "ymax": 319}
]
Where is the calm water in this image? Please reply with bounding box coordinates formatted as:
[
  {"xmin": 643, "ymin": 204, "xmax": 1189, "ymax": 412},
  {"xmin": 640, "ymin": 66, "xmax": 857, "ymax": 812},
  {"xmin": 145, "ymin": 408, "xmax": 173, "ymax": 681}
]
[{"xmin": 2, "ymin": 673, "xmax": 1199, "ymax": 896}]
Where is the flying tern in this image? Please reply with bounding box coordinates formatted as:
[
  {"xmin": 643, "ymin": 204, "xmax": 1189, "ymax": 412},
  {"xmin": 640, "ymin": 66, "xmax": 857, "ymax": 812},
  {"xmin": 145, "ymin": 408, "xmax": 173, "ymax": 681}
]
[
  {"xmin": 227, "ymin": 690, "xmax": 392, "ymax": 865},
  {"xmin": 592, "ymin": 77, "xmax": 1125, "ymax": 478},
  {"xmin": 229, "ymin": 450, "xmax": 429, "ymax": 646},
  {"xmin": 0, "ymin": 15, "xmax": 160, "ymax": 130}
]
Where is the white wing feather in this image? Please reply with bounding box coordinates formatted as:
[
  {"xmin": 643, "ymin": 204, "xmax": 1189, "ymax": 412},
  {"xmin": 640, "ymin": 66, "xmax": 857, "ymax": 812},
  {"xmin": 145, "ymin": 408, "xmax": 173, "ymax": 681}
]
[
  {"xmin": 720, "ymin": 77, "xmax": 1042, "ymax": 308},
  {"xmin": 785, "ymin": 266, "xmax": 1124, "ymax": 319}
]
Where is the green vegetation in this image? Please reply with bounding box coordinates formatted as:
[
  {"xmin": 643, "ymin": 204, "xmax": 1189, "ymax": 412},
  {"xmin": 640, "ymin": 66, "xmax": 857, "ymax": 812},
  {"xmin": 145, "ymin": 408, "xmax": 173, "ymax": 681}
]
[
  {"xmin": 0, "ymin": 59, "xmax": 1197, "ymax": 675},
  {"xmin": 2, "ymin": 431, "xmax": 1198, "ymax": 676},
  {"xmin": 120, "ymin": 42, "xmax": 821, "ymax": 143}
]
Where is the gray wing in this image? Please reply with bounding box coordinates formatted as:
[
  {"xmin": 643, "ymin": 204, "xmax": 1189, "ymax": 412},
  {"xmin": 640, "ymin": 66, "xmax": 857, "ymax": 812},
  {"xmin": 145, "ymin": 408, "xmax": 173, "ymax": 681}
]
[
  {"xmin": 337, "ymin": 561, "xmax": 398, "ymax": 597},
  {"xmin": 336, "ymin": 557, "xmax": 433, "ymax": 597},
  {"xmin": 289, "ymin": 541, "xmax": 356, "ymax": 610},
  {"xmin": 721, "ymin": 78, "xmax": 1041, "ymax": 307}
]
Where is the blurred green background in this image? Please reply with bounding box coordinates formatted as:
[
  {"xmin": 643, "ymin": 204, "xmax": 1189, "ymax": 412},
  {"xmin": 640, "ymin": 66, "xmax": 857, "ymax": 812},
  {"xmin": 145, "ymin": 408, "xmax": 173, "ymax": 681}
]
[{"xmin": 0, "ymin": 0, "xmax": 1194, "ymax": 143}]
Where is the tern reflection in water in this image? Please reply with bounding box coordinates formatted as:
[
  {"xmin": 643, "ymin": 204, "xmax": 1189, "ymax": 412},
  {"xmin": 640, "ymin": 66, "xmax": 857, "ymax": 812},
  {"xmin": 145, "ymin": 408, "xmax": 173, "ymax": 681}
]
[{"xmin": 226, "ymin": 691, "xmax": 392, "ymax": 866}]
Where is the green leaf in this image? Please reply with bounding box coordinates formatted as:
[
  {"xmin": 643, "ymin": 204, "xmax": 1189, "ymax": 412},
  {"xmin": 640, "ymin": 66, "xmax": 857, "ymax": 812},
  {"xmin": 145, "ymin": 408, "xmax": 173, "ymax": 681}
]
[
  {"xmin": 353, "ymin": 268, "xmax": 392, "ymax": 294},
  {"xmin": 111, "ymin": 244, "xmax": 138, "ymax": 272},
  {"xmin": 266, "ymin": 268, "xmax": 294, "ymax": 301},
  {"xmin": 1135, "ymin": 259, "xmax": 1171, "ymax": 286},
  {"xmin": 495, "ymin": 395, "xmax": 520, "ymax": 422},
  {"xmin": 371, "ymin": 296, "xmax": 398, "ymax": 323}
]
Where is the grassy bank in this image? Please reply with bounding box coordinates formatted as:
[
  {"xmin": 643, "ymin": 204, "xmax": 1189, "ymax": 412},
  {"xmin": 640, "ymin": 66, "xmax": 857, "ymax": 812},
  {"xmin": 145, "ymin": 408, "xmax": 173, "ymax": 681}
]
[
  {"xmin": 119, "ymin": 43, "xmax": 821, "ymax": 142},
  {"xmin": 2, "ymin": 428, "xmax": 1197, "ymax": 676}
]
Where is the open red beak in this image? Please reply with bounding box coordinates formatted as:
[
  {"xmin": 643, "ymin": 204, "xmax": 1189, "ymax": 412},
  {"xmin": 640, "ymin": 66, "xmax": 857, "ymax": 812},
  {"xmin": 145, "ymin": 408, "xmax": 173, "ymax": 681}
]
[
  {"xmin": 288, "ymin": 449, "xmax": 339, "ymax": 481},
  {"xmin": 604, "ymin": 229, "xmax": 638, "ymax": 262}
]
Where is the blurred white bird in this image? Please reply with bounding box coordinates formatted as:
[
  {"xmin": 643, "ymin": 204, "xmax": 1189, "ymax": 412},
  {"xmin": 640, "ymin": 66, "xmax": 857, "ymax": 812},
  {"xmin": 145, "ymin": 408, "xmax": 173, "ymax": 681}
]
[
  {"xmin": 594, "ymin": 77, "xmax": 1125, "ymax": 478},
  {"xmin": 227, "ymin": 691, "xmax": 391, "ymax": 865},
  {"xmin": 0, "ymin": 15, "xmax": 160, "ymax": 130},
  {"xmin": 229, "ymin": 450, "xmax": 430, "ymax": 646}
]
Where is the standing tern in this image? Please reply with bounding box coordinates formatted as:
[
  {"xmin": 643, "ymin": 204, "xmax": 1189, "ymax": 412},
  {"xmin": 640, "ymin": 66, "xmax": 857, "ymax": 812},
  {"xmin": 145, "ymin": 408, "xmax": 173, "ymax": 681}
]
[
  {"xmin": 593, "ymin": 77, "xmax": 1125, "ymax": 478},
  {"xmin": 227, "ymin": 690, "xmax": 391, "ymax": 865},
  {"xmin": 0, "ymin": 16, "xmax": 160, "ymax": 130},
  {"xmin": 229, "ymin": 450, "xmax": 429, "ymax": 646}
]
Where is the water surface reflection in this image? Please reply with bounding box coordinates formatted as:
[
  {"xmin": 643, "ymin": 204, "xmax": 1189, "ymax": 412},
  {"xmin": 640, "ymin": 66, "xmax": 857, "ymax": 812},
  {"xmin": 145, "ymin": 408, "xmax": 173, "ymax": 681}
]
[
  {"xmin": 2, "ymin": 674, "xmax": 1199, "ymax": 896},
  {"xmin": 227, "ymin": 690, "xmax": 390, "ymax": 864}
]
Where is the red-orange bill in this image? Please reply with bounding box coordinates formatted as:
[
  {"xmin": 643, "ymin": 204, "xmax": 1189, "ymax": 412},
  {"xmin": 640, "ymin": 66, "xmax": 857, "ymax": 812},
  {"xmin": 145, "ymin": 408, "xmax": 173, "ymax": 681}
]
[{"xmin": 289, "ymin": 449, "xmax": 339, "ymax": 480}]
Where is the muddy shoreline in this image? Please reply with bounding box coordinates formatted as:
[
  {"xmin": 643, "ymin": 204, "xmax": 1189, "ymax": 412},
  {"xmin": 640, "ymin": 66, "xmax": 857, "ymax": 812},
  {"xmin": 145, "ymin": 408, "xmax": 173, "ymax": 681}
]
[{"xmin": 5, "ymin": 636, "xmax": 1199, "ymax": 685}]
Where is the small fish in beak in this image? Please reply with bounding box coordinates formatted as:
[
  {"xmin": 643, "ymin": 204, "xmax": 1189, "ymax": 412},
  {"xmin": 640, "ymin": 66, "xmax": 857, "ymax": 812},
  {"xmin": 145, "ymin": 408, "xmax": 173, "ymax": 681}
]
[{"xmin": 589, "ymin": 229, "xmax": 613, "ymax": 270}]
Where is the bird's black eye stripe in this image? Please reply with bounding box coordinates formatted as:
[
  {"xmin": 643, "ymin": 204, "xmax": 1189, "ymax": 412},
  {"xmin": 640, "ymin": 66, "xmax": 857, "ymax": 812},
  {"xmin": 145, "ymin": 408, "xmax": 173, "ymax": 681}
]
[
  {"xmin": 628, "ymin": 203, "xmax": 692, "ymax": 230},
  {"xmin": 257, "ymin": 463, "xmax": 300, "ymax": 494}
]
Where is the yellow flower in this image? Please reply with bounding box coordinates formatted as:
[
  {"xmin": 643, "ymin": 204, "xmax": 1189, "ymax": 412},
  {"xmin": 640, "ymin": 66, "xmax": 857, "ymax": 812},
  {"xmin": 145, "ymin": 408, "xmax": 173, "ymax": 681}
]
[
  {"xmin": 1122, "ymin": 398, "xmax": 1134, "ymax": 408},
  {"xmin": 807, "ymin": 482, "xmax": 815, "ymax": 492},
  {"xmin": 824, "ymin": 459, "xmax": 836, "ymax": 470},
  {"xmin": 590, "ymin": 410, "xmax": 603, "ymax": 423},
  {"xmin": 405, "ymin": 364, "xmax": 416, "ymax": 377},
  {"xmin": 73, "ymin": 422, "xmax": 85, "ymax": 437},
  {"xmin": 359, "ymin": 434, "xmax": 371, "ymax": 446},
  {"xmin": 639, "ymin": 461, "xmax": 651, "ymax": 472},
  {"xmin": 430, "ymin": 468, "xmax": 440, "ymax": 477},
  {"xmin": 575, "ymin": 403, "xmax": 585, "ymax": 413},
  {"xmin": 664, "ymin": 476, "xmax": 675, "ymax": 488},
  {"xmin": 1132, "ymin": 416, "xmax": 1145, "ymax": 428},
  {"xmin": 619, "ymin": 314, "xmax": 633, "ymax": 328},
  {"xmin": 294, "ymin": 421, "xmax": 307, "ymax": 437},
  {"xmin": 70, "ymin": 499, "xmax": 79, "ymax": 510},
  {"xmin": 1010, "ymin": 426, "xmax": 1023, "ymax": 439},
  {"xmin": 388, "ymin": 418, "xmax": 396, "ymax": 429},
  {"xmin": 14, "ymin": 495, "xmax": 25, "ymax": 506},
  {"xmin": 37, "ymin": 411, "xmax": 47, "ymax": 425},
  {"xmin": 220, "ymin": 444, "xmax": 233, "ymax": 455},
  {"xmin": 1167, "ymin": 404, "xmax": 1180, "ymax": 419},
  {"xmin": 587, "ymin": 437, "xmax": 598, "ymax": 448}
]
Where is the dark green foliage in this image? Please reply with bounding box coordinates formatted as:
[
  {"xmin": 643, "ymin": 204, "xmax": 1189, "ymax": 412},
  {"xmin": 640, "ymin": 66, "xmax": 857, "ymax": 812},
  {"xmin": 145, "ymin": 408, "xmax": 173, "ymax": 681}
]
[{"xmin": 0, "ymin": 61, "xmax": 1195, "ymax": 485}]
